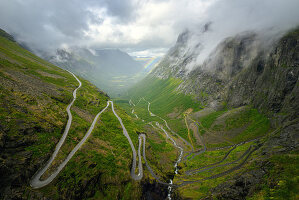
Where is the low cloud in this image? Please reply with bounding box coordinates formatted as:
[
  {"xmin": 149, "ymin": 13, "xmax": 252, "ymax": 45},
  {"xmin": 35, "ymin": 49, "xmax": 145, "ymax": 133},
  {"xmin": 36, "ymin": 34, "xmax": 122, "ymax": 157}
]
[
  {"xmin": 0, "ymin": 0, "xmax": 298, "ymax": 57},
  {"xmin": 175, "ymin": 0, "xmax": 299, "ymax": 70}
]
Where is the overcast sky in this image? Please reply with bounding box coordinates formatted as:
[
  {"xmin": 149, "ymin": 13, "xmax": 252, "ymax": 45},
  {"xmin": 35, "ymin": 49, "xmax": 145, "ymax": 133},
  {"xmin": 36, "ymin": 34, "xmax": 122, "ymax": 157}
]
[{"xmin": 0, "ymin": 0, "xmax": 298, "ymax": 57}]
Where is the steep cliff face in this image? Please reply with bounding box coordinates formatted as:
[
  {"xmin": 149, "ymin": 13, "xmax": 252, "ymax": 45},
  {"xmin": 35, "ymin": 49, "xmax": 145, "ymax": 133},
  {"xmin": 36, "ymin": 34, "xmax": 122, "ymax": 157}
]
[
  {"xmin": 150, "ymin": 30, "xmax": 265, "ymax": 106},
  {"xmin": 226, "ymin": 29, "xmax": 298, "ymax": 124},
  {"xmin": 151, "ymin": 28, "xmax": 205, "ymax": 79},
  {"xmin": 180, "ymin": 32, "xmax": 263, "ymax": 103},
  {"xmin": 150, "ymin": 27, "xmax": 298, "ymax": 122},
  {"xmin": 141, "ymin": 27, "xmax": 298, "ymax": 199}
]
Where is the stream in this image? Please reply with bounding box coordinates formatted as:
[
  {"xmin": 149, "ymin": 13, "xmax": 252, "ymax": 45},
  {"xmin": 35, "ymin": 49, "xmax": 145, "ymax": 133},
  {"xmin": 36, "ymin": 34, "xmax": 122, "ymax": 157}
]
[{"xmin": 131, "ymin": 97, "xmax": 184, "ymax": 199}]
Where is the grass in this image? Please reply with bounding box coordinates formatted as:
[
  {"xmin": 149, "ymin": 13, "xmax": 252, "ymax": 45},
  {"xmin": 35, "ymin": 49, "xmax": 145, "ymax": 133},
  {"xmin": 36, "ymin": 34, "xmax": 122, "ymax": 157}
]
[
  {"xmin": 248, "ymin": 151, "xmax": 299, "ymax": 200},
  {"xmin": 175, "ymin": 141, "xmax": 260, "ymax": 199},
  {"xmin": 183, "ymin": 141, "xmax": 253, "ymax": 171},
  {"xmin": 0, "ymin": 32, "xmax": 145, "ymax": 199},
  {"xmin": 147, "ymin": 137, "xmax": 174, "ymax": 153},
  {"xmin": 172, "ymin": 107, "xmax": 272, "ymax": 199},
  {"xmin": 200, "ymin": 110, "xmax": 227, "ymax": 129},
  {"xmin": 168, "ymin": 117, "xmax": 190, "ymax": 142},
  {"xmin": 127, "ymin": 76, "xmax": 201, "ymax": 118},
  {"xmin": 115, "ymin": 73, "xmax": 272, "ymax": 200},
  {"xmin": 114, "ymin": 97, "xmax": 180, "ymax": 177},
  {"xmin": 118, "ymin": 76, "xmax": 204, "ymax": 146},
  {"xmin": 224, "ymin": 107, "xmax": 270, "ymax": 143},
  {"xmin": 193, "ymin": 106, "xmax": 270, "ymax": 146}
]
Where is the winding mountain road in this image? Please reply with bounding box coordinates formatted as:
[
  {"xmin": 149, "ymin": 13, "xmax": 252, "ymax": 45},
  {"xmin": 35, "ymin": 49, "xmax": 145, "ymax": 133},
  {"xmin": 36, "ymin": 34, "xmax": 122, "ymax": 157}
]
[
  {"xmin": 138, "ymin": 97, "xmax": 208, "ymax": 160},
  {"xmin": 129, "ymin": 97, "xmax": 262, "ymax": 194},
  {"xmin": 130, "ymin": 98, "xmax": 185, "ymax": 198},
  {"xmin": 140, "ymin": 134, "xmax": 177, "ymax": 187},
  {"xmin": 186, "ymin": 145, "xmax": 252, "ymax": 176},
  {"xmin": 183, "ymin": 121, "xmax": 208, "ymax": 160},
  {"xmin": 178, "ymin": 145, "xmax": 260, "ymax": 187},
  {"xmin": 185, "ymin": 145, "xmax": 237, "ymax": 175},
  {"xmin": 134, "ymin": 97, "xmax": 193, "ymax": 151},
  {"xmin": 31, "ymin": 72, "xmax": 144, "ymax": 188},
  {"xmin": 30, "ymin": 70, "xmax": 260, "ymax": 194},
  {"xmin": 110, "ymin": 101, "xmax": 143, "ymax": 180},
  {"xmin": 31, "ymin": 70, "xmax": 83, "ymax": 188}
]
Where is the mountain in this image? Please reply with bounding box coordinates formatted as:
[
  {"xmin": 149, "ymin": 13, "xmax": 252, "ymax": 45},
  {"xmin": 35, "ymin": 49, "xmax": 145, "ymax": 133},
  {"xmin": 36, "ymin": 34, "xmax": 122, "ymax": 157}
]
[
  {"xmin": 124, "ymin": 27, "xmax": 298, "ymax": 199},
  {"xmin": 47, "ymin": 47, "xmax": 144, "ymax": 97},
  {"xmin": 0, "ymin": 29, "xmax": 179, "ymax": 199},
  {"xmin": 151, "ymin": 28, "xmax": 298, "ymax": 122},
  {"xmin": 1, "ymin": 24, "xmax": 298, "ymax": 199}
]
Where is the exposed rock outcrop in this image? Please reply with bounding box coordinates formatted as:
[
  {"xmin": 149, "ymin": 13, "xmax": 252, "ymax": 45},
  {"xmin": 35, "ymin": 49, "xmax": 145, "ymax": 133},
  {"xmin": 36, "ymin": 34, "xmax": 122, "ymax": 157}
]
[{"xmin": 148, "ymin": 26, "xmax": 299, "ymax": 199}]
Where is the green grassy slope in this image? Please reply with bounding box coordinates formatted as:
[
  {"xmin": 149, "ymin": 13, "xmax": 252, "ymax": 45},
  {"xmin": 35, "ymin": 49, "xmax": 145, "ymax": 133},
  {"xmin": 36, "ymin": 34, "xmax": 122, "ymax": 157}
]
[
  {"xmin": 119, "ymin": 76, "xmax": 201, "ymax": 142},
  {"xmin": 0, "ymin": 30, "xmax": 143, "ymax": 199},
  {"xmin": 127, "ymin": 76, "xmax": 201, "ymax": 117},
  {"xmin": 117, "ymin": 28, "xmax": 299, "ymax": 199},
  {"xmin": 191, "ymin": 106, "xmax": 271, "ymax": 147},
  {"xmin": 116, "ymin": 50, "xmax": 283, "ymax": 200},
  {"xmin": 113, "ymin": 99, "xmax": 182, "ymax": 182},
  {"xmin": 122, "ymin": 74, "xmax": 271, "ymax": 147}
]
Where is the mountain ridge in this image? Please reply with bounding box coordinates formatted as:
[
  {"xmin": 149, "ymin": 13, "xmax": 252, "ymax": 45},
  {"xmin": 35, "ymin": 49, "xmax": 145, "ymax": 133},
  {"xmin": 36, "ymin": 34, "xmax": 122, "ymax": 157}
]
[{"xmin": 125, "ymin": 26, "xmax": 298, "ymax": 199}]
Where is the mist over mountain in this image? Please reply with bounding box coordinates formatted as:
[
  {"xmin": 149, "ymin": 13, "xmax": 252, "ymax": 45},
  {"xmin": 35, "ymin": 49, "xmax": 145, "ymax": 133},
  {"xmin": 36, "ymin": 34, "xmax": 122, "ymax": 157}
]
[
  {"xmin": 0, "ymin": 1, "xmax": 299, "ymax": 200},
  {"xmin": 151, "ymin": 24, "xmax": 298, "ymax": 113},
  {"xmin": 128, "ymin": 25, "xmax": 299, "ymax": 199},
  {"xmin": 47, "ymin": 47, "xmax": 146, "ymax": 96}
]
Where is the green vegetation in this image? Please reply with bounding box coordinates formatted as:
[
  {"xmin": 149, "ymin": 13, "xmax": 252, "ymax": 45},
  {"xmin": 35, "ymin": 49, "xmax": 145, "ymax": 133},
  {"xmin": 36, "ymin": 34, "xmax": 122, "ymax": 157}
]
[
  {"xmin": 127, "ymin": 76, "xmax": 201, "ymax": 117},
  {"xmin": 184, "ymin": 142, "xmax": 253, "ymax": 171},
  {"xmin": 176, "ymin": 141, "xmax": 258, "ymax": 199},
  {"xmin": 248, "ymin": 152, "xmax": 299, "ymax": 200},
  {"xmin": 192, "ymin": 106, "xmax": 271, "ymax": 146},
  {"xmin": 115, "ymin": 67, "xmax": 273, "ymax": 200},
  {"xmin": 113, "ymin": 97, "xmax": 181, "ymax": 176},
  {"xmin": 0, "ymin": 31, "xmax": 145, "ymax": 199},
  {"xmin": 200, "ymin": 110, "xmax": 227, "ymax": 129},
  {"xmin": 2, "ymin": 26, "xmax": 297, "ymax": 200},
  {"xmin": 0, "ymin": 28, "xmax": 15, "ymax": 42},
  {"xmin": 168, "ymin": 117, "xmax": 190, "ymax": 142},
  {"xmin": 147, "ymin": 136, "xmax": 174, "ymax": 153}
]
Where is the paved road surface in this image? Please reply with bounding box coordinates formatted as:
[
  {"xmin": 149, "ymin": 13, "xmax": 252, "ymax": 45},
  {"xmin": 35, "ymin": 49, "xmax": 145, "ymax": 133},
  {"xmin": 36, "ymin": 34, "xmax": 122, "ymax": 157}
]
[
  {"xmin": 31, "ymin": 71, "xmax": 83, "ymax": 188},
  {"xmin": 31, "ymin": 71, "xmax": 145, "ymax": 188}
]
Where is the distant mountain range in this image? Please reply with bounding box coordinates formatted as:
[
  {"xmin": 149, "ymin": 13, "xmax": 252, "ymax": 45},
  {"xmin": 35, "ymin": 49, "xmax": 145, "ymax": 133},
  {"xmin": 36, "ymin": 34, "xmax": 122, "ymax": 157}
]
[{"xmin": 46, "ymin": 47, "xmax": 155, "ymax": 97}]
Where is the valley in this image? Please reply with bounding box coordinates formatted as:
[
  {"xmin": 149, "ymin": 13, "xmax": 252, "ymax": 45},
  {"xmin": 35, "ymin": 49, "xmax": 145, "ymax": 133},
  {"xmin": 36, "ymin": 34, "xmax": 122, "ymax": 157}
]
[
  {"xmin": 0, "ymin": 29, "xmax": 180, "ymax": 199},
  {"xmin": 113, "ymin": 27, "xmax": 298, "ymax": 199},
  {"xmin": 116, "ymin": 96, "xmax": 268, "ymax": 199},
  {"xmin": 0, "ymin": 11, "xmax": 298, "ymax": 200},
  {"xmin": 47, "ymin": 48, "xmax": 156, "ymax": 97}
]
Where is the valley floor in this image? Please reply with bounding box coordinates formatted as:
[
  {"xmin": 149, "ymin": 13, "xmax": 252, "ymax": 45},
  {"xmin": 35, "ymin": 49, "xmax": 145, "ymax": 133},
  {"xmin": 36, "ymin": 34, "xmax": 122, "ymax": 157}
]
[{"xmin": 114, "ymin": 96, "xmax": 298, "ymax": 199}]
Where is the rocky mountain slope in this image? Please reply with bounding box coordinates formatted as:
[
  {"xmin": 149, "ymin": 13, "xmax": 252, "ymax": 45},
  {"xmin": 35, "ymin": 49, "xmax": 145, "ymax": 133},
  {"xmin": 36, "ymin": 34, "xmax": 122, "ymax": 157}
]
[
  {"xmin": 125, "ymin": 27, "xmax": 298, "ymax": 199},
  {"xmin": 151, "ymin": 27, "xmax": 298, "ymax": 121}
]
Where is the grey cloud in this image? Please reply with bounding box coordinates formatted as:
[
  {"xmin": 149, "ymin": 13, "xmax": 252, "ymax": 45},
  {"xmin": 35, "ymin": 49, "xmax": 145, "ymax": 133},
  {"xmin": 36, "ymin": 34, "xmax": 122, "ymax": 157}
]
[
  {"xmin": 0, "ymin": 0, "xmax": 298, "ymax": 57},
  {"xmin": 184, "ymin": 0, "xmax": 299, "ymax": 67},
  {"xmin": 0, "ymin": 0, "xmax": 121, "ymax": 52},
  {"xmin": 99, "ymin": 0, "xmax": 137, "ymax": 22}
]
